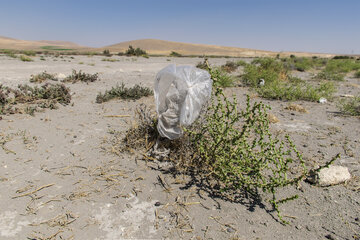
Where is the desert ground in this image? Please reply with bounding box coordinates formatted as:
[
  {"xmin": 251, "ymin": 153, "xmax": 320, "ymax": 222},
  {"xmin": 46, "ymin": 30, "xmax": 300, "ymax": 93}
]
[{"xmin": 0, "ymin": 54, "xmax": 359, "ymax": 240}]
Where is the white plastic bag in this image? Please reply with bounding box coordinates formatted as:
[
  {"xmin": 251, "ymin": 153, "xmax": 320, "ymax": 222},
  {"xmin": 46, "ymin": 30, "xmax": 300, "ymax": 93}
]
[{"xmin": 154, "ymin": 64, "xmax": 213, "ymax": 139}]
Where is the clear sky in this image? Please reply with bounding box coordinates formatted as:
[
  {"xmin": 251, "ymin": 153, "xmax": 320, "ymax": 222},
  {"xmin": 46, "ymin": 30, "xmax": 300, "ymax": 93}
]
[{"xmin": 1, "ymin": 0, "xmax": 359, "ymax": 54}]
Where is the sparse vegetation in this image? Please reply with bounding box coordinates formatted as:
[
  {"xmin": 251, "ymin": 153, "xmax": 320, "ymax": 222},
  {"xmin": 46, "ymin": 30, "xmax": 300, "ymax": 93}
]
[
  {"xmin": 209, "ymin": 67, "xmax": 235, "ymax": 87},
  {"xmin": 355, "ymin": 70, "xmax": 360, "ymax": 78},
  {"xmin": 196, "ymin": 60, "xmax": 208, "ymax": 70},
  {"xmin": 314, "ymin": 71, "xmax": 345, "ymax": 81},
  {"xmin": 63, "ymin": 70, "xmax": 99, "ymax": 83},
  {"xmin": 125, "ymin": 45, "xmax": 148, "ymax": 57},
  {"xmin": 242, "ymin": 57, "xmax": 335, "ymax": 101},
  {"xmin": 3, "ymin": 49, "xmax": 17, "ymax": 58},
  {"xmin": 221, "ymin": 61, "xmax": 238, "ymax": 72},
  {"xmin": 119, "ymin": 67, "xmax": 339, "ymax": 223},
  {"xmin": 169, "ymin": 51, "xmax": 182, "ymax": 57},
  {"xmin": 96, "ymin": 82, "xmax": 152, "ymax": 103},
  {"xmin": 0, "ymin": 83, "xmax": 71, "ymax": 115},
  {"xmin": 324, "ymin": 59, "xmax": 360, "ymax": 73},
  {"xmin": 339, "ymin": 95, "xmax": 360, "ymax": 116},
  {"xmin": 197, "ymin": 59, "xmax": 236, "ymax": 87},
  {"xmin": 102, "ymin": 58, "xmax": 119, "ymax": 62},
  {"xmin": 23, "ymin": 50, "xmax": 36, "ymax": 56},
  {"xmin": 30, "ymin": 71, "xmax": 58, "ymax": 83},
  {"xmin": 40, "ymin": 46, "xmax": 74, "ymax": 51}
]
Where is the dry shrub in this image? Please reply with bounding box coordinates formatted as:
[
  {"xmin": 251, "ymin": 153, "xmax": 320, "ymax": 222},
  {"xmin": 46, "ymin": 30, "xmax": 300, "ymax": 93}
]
[
  {"xmin": 30, "ymin": 71, "xmax": 58, "ymax": 83},
  {"xmin": 0, "ymin": 83, "xmax": 71, "ymax": 115},
  {"xmin": 285, "ymin": 103, "xmax": 308, "ymax": 113}
]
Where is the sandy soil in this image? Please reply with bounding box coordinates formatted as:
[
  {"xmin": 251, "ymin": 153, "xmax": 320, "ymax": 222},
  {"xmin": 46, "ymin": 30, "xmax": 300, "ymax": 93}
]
[{"xmin": 0, "ymin": 54, "xmax": 359, "ymax": 240}]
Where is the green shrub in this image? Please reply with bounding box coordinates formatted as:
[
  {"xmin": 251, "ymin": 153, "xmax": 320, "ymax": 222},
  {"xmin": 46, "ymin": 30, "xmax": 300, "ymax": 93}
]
[
  {"xmin": 209, "ymin": 67, "xmax": 235, "ymax": 87},
  {"xmin": 282, "ymin": 56, "xmax": 327, "ymax": 71},
  {"xmin": 20, "ymin": 55, "xmax": 33, "ymax": 62},
  {"xmin": 315, "ymin": 71, "xmax": 345, "ymax": 81},
  {"xmin": 324, "ymin": 59, "xmax": 360, "ymax": 73},
  {"xmin": 236, "ymin": 60, "xmax": 248, "ymax": 67},
  {"xmin": 257, "ymin": 80, "xmax": 335, "ymax": 101},
  {"xmin": 195, "ymin": 59, "xmax": 235, "ymax": 87},
  {"xmin": 339, "ymin": 96, "xmax": 360, "ymax": 116},
  {"xmin": 332, "ymin": 55, "xmax": 354, "ymax": 59},
  {"xmin": 169, "ymin": 51, "xmax": 182, "ymax": 57},
  {"xmin": 242, "ymin": 57, "xmax": 336, "ymax": 101},
  {"xmin": 354, "ymin": 70, "xmax": 360, "ymax": 78},
  {"xmin": 186, "ymin": 88, "xmax": 309, "ymax": 222},
  {"xmin": 63, "ymin": 70, "xmax": 98, "ymax": 83},
  {"xmin": 22, "ymin": 50, "xmax": 36, "ymax": 56},
  {"xmin": 103, "ymin": 49, "xmax": 111, "ymax": 56},
  {"xmin": 96, "ymin": 83, "xmax": 152, "ymax": 103},
  {"xmin": 3, "ymin": 49, "xmax": 17, "ymax": 58},
  {"xmin": 242, "ymin": 58, "xmax": 287, "ymax": 87},
  {"xmin": 125, "ymin": 45, "xmax": 147, "ymax": 57},
  {"xmin": 120, "ymin": 82, "xmax": 339, "ymax": 224}
]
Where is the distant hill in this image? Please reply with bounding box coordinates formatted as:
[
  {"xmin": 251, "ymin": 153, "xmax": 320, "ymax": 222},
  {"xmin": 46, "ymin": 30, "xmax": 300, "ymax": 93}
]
[
  {"xmin": 0, "ymin": 36, "xmax": 87, "ymax": 50},
  {"xmin": 100, "ymin": 39, "xmax": 277, "ymax": 57},
  {"xmin": 0, "ymin": 35, "xmax": 335, "ymax": 57}
]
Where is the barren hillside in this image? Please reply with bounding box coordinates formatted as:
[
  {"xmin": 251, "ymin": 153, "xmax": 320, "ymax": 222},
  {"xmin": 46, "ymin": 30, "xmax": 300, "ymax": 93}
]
[{"xmin": 0, "ymin": 36, "xmax": 87, "ymax": 50}]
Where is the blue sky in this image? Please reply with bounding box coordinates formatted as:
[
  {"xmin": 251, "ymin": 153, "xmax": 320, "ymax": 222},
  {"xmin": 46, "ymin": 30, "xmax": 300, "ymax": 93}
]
[{"xmin": 1, "ymin": 0, "xmax": 359, "ymax": 54}]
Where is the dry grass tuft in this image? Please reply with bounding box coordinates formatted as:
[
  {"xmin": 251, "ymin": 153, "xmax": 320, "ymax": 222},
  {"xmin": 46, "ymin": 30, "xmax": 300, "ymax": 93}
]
[{"xmin": 285, "ymin": 103, "xmax": 308, "ymax": 113}]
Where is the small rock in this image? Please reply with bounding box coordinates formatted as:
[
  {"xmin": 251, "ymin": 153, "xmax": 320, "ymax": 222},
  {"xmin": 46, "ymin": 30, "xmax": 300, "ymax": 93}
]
[
  {"xmin": 154, "ymin": 201, "xmax": 161, "ymax": 207},
  {"xmin": 308, "ymin": 165, "xmax": 351, "ymax": 186},
  {"xmin": 227, "ymin": 227, "xmax": 235, "ymax": 233},
  {"xmin": 56, "ymin": 73, "xmax": 66, "ymax": 80},
  {"xmin": 318, "ymin": 97, "xmax": 327, "ymax": 104}
]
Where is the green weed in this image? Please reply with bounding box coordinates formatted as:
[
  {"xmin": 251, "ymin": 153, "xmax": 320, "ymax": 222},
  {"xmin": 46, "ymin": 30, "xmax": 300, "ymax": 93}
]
[
  {"xmin": 197, "ymin": 59, "xmax": 236, "ymax": 87},
  {"xmin": 354, "ymin": 70, "xmax": 360, "ymax": 78},
  {"xmin": 119, "ymin": 83, "xmax": 338, "ymax": 224},
  {"xmin": 257, "ymin": 80, "xmax": 336, "ymax": 101},
  {"xmin": 96, "ymin": 83, "xmax": 152, "ymax": 103},
  {"xmin": 324, "ymin": 59, "xmax": 360, "ymax": 73},
  {"xmin": 102, "ymin": 58, "xmax": 118, "ymax": 62},
  {"xmin": 3, "ymin": 49, "xmax": 17, "ymax": 58},
  {"xmin": 22, "ymin": 50, "xmax": 36, "ymax": 56},
  {"xmin": 314, "ymin": 71, "xmax": 345, "ymax": 81},
  {"xmin": 20, "ymin": 55, "xmax": 33, "ymax": 62},
  {"xmin": 242, "ymin": 57, "xmax": 335, "ymax": 101},
  {"xmin": 339, "ymin": 96, "xmax": 360, "ymax": 116}
]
